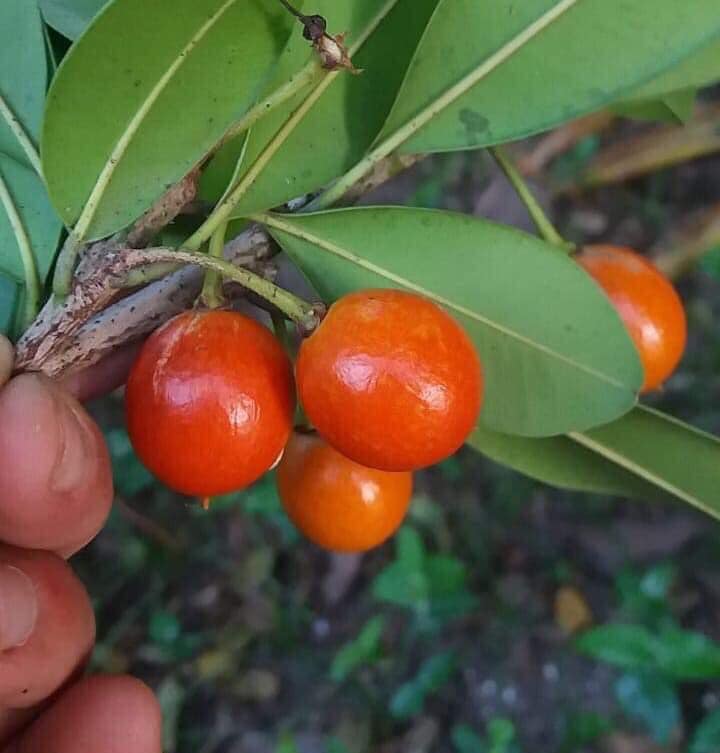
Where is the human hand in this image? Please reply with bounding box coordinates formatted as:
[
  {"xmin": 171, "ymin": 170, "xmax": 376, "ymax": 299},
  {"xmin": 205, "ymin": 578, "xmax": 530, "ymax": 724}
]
[{"xmin": 0, "ymin": 336, "xmax": 161, "ymax": 753}]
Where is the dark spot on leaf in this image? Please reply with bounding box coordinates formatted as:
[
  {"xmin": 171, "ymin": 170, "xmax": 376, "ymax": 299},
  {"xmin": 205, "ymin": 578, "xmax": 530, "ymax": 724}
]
[{"xmin": 459, "ymin": 108, "xmax": 489, "ymax": 142}]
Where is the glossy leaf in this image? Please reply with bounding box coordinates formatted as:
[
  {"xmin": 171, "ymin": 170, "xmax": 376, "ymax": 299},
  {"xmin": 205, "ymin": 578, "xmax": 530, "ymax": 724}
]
[
  {"xmin": 375, "ymin": 0, "xmax": 720, "ymax": 155},
  {"xmin": 228, "ymin": 0, "xmax": 439, "ymax": 217},
  {"xmin": 0, "ymin": 1, "xmax": 46, "ymax": 168},
  {"xmin": 470, "ymin": 406, "xmax": 720, "ymax": 515},
  {"xmin": 39, "ymin": 0, "xmax": 109, "ymax": 40},
  {"xmin": 42, "ymin": 0, "xmax": 294, "ymax": 240},
  {"xmin": 262, "ymin": 206, "xmax": 642, "ymax": 437},
  {"xmin": 0, "ymin": 154, "xmax": 62, "ymax": 284},
  {"xmin": 470, "ymin": 424, "xmax": 657, "ymax": 498}
]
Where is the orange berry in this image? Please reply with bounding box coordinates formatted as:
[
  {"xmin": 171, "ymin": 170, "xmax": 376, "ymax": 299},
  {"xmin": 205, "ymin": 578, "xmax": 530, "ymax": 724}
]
[
  {"xmin": 125, "ymin": 310, "xmax": 294, "ymax": 498},
  {"xmin": 296, "ymin": 289, "xmax": 483, "ymax": 471},
  {"xmin": 276, "ymin": 431, "xmax": 412, "ymax": 552},
  {"xmin": 577, "ymin": 245, "xmax": 686, "ymax": 393}
]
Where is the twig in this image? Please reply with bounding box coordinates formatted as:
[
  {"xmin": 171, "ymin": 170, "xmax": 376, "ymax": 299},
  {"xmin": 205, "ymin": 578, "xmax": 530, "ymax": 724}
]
[
  {"xmin": 653, "ymin": 202, "xmax": 720, "ymax": 280},
  {"xmin": 14, "ymin": 226, "xmax": 274, "ymax": 375},
  {"xmin": 491, "ymin": 146, "xmax": 572, "ymax": 251},
  {"xmin": 116, "ymin": 496, "xmax": 184, "ymax": 551},
  {"xmin": 15, "ymin": 153, "xmax": 420, "ymax": 378}
]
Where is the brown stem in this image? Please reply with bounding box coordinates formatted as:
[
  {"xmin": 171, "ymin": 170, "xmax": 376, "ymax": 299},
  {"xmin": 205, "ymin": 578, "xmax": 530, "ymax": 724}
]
[{"xmin": 15, "ymin": 154, "xmax": 419, "ymax": 378}]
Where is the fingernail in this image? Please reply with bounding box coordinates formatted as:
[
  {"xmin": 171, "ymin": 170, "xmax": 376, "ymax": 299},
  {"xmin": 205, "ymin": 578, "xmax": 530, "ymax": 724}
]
[
  {"xmin": 0, "ymin": 565, "xmax": 38, "ymax": 650},
  {"xmin": 50, "ymin": 390, "xmax": 97, "ymax": 494}
]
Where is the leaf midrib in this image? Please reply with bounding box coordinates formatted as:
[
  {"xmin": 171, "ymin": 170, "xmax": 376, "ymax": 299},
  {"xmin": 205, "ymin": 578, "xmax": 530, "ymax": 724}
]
[
  {"xmin": 72, "ymin": 0, "xmax": 240, "ymax": 241},
  {"xmin": 255, "ymin": 211, "xmax": 636, "ymax": 394},
  {"xmin": 567, "ymin": 406, "xmax": 720, "ymax": 516}
]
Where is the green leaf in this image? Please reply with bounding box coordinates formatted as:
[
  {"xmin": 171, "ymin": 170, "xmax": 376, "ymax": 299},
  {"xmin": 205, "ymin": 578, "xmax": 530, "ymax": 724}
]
[
  {"xmin": 615, "ymin": 672, "xmax": 680, "ymax": 744},
  {"xmin": 559, "ymin": 712, "xmax": 612, "ymax": 753},
  {"xmin": 42, "ymin": 0, "xmax": 294, "ymax": 241},
  {"xmin": 651, "ymin": 626, "xmax": 720, "ymax": 680},
  {"xmin": 0, "ymin": 154, "xmax": 62, "ymax": 284},
  {"xmin": 577, "ymin": 623, "xmax": 720, "ymax": 681},
  {"xmin": 470, "ymin": 406, "xmax": 720, "ymax": 515},
  {"xmin": 623, "ymin": 39, "xmax": 720, "ymax": 105},
  {"xmin": 690, "ymin": 709, "xmax": 720, "ymax": 753},
  {"xmin": 0, "ymin": 1, "xmax": 46, "ymax": 168},
  {"xmin": 262, "ymin": 206, "xmax": 642, "ymax": 437},
  {"xmin": 39, "ymin": 0, "xmax": 109, "ymax": 40},
  {"xmin": 576, "ymin": 625, "xmax": 659, "ymax": 671},
  {"xmin": 611, "ymin": 88, "xmax": 698, "ymax": 125},
  {"xmin": 0, "ymin": 274, "xmax": 19, "ymax": 338},
  {"xmin": 451, "ymin": 724, "xmax": 485, "ymax": 753},
  {"xmin": 228, "ymin": 0, "xmax": 439, "ymax": 217},
  {"xmin": 469, "ymin": 424, "xmax": 655, "ymax": 497},
  {"xmin": 376, "ymin": 0, "xmax": 720, "ymax": 155},
  {"xmin": 330, "ymin": 615, "xmax": 385, "ymax": 682},
  {"xmin": 390, "ymin": 651, "xmax": 457, "ymax": 720}
]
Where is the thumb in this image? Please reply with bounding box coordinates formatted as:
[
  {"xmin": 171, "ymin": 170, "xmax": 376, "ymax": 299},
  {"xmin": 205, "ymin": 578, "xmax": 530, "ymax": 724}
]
[{"xmin": 0, "ymin": 336, "xmax": 13, "ymax": 388}]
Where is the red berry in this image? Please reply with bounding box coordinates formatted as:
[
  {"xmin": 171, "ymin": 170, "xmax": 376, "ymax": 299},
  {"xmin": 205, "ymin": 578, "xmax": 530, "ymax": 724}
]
[
  {"xmin": 296, "ymin": 289, "xmax": 483, "ymax": 471},
  {"xmin": 577, "ymin": 245, "xmax": 686, "ymax": 393},
  {"xmin": 125, "ymin": 310, "xmax": 294, "ymax": 498},
  {"xmin": 276, "ymin": 431, "xmax": 412, "ymax": 552}
]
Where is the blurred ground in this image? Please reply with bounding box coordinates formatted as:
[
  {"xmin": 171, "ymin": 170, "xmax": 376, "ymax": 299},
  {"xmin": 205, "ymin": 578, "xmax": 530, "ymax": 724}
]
[{"xmin": 75, "ymin": 102, "xmax": 720, "ymax": 753}]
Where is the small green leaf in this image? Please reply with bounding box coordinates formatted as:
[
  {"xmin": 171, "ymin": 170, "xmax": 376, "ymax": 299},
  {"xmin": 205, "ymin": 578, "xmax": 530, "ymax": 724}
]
[
  {"xmin": 330, "ymin": 616, "xmax": 385, "ymax": 682},
  {"xmin": 43, "ymin": 0, "xmax": 295, "ymax": 240},
  {"xmin": 577, "ymin": 623, "xmax": 720, "ymax": 681},
  {"xmin": 690, "ymin": 709, "xmax": 720, "ymax": 753},
  {"xmin": 652, "ymin": 626, "xmax": 720, "ymax": 680},
  {"xmin": 39, "ymin": 0, "xmax": 109, "ymax": 40},
  {"xmin": 263, "ymin": 207, "xmax": 642, "ymax": 437},
  {"xmin": 390, "ymin": 651, "xmax": 457, "ymax": 720},
  {"xmin": 451, "ymin": 724, "xmax": 485, "ymax": 753},
  {"xmin": 559, "ymin": 711, "xmax": 612, "ymax": 753},
  {"xmin": 615, "ymin": 672, "xmax": 680, "ymax": 744},
  {"xmin": 149, "ymin": 610, "xmax": 182, "ymax": 646},
  {"xmin": 576, "ymin": 624, "xmax": 658, "ymax": 670}
]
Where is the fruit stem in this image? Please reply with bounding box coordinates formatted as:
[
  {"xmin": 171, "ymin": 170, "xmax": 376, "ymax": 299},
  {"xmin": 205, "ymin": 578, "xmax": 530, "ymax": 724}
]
[
  {"xmin": 123, "ymin": 247, "xmax": 320, "ymax": 331},
  {"xmin": 490, "ymin": 146, "xmax": 574, "ymax": 253},
  {"xmin": 200, "ymin": 223, "xmax": 227, "ymax": 308}
]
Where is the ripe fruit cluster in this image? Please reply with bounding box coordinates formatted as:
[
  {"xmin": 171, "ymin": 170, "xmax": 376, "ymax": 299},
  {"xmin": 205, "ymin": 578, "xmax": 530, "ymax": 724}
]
[
  {"xmin": 125, "ymin": 249, "xmax": 686, "ymax": 553},
  {"xmin": 126, "ymin": 289, "xmax": 483, "ymax": 552}
]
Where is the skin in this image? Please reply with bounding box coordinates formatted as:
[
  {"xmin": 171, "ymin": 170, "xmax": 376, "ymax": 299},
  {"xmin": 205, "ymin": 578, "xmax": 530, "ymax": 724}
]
[
  {"xmin": 0, "ymin": 336, "xmax": 162, "ymax": 753},
  {"xmin": 125, "ymin": 310, "xmax": 295, "ymax": 498},
  {"xmin": 276, "ymin": 431, "xmax": 413, "ymax": 552},
  {"xmin": 296, "ymin": 289, "xmax": 483, "ymax": 471},
  {"xmin": 577, "ymin": 245, "xmax": 687, "ymax": 393}
]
